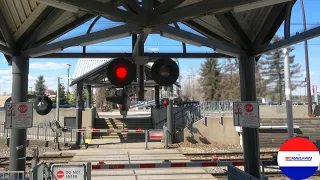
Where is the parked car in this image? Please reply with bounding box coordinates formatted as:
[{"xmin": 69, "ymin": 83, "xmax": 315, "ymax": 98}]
[{"xmin": 268, "ymin": 101, "xmax": 280, "ymax": 105}]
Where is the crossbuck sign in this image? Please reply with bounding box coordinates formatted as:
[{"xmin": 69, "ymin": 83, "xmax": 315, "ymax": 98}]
[{"xmin": 233, "ymin": 101, "xmax": 260, "ymax": 128}]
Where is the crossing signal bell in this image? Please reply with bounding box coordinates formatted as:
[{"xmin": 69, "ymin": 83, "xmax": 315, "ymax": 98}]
[
  {"xmin": 151, "ymin": 57, "xmax": 179, "ymax": 86},
  {"xmin": 4, "ymin": 95, "xmax": 53, "ymax": 116},
  {"xmin": 34, "ymin": 95, "xmax": 53, "ymax": 115},
  {"xmin": 107, "ymin": 58, "xmax": 136, "ymax": 87}
]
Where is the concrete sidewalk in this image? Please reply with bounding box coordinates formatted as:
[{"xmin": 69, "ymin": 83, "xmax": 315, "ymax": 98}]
[{"xmin": 44, "ymin": 140, "xmax": 217, "ymax": 180}]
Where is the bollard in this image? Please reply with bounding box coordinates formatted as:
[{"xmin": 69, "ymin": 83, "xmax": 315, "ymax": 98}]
[{"xmin": 145, "ymin": 129, "xmax": 149, "ymax": 150}]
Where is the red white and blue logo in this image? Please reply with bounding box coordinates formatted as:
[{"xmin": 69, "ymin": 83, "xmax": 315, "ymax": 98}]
[{"xmin": 277, "ymin": 137, "xmax": 320, "ymax": 180}]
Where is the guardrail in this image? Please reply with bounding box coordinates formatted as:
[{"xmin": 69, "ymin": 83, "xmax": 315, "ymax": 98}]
[{"xmin": 0, "ymin": 123, "xmax": 76, "ymax": 142}]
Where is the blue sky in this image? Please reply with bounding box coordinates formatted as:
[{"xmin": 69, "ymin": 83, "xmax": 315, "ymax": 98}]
[{"xmin": 1, "ymin": 1, "xmax": 320, "ymax": 96}]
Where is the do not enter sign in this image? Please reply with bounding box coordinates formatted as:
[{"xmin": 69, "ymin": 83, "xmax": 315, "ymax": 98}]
[
  {"xmin": 51, "ymin": 164, "xmax": 86, "ymax": 180},
  {"xmin": 244, "ymin": 104, "xmax": 253, "ymax": 112},
  {"xmin": 56, "ymin": 170, "xmax": 64, "ymax": 178},
  {"xmin": 233, "ymin": 102, "xmax": 260, "ymax": 128},
  {"xmin": 18, "ymin": 104, "xmax": 28, "ymax": 113}
]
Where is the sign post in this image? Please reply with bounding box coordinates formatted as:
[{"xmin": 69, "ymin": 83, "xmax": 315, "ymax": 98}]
[
  {"xmin": 5, "ymin": 102, "xmax": 33, "ymax": 129},
  {"xmin": 51, "ymin": 164, "xmax": 87, "ymax": 180},
  {"xmin": 233, "ymin": 102, "xmax": 260, "ymax": 128}
]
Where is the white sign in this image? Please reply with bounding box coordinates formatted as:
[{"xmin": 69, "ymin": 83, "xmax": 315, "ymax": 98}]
[
  {"xmin": 233, "ymin": 101, "xmax": 260, "ymax": 128},
  {"xmin": 51, "ymin": 164, "xmax": 86, "ymax": 180},
  {"xmin": 5, "ymin": 102, "xmax": 33, "ymax": 129},
  {"xmin": 313, "ymin": 85, "xmax": 317, "ymax": 95}
]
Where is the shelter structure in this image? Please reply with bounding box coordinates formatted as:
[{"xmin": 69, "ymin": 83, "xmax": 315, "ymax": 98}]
[{"xmin": 0, "ymin": 0, "xmax": 319, "ymax": 178}]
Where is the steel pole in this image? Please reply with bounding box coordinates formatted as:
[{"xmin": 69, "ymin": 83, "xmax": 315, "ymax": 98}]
[
  {"xmin": 283, "ymin": 48, "xmax": 294, "ymax": 139},
  {"xmin": 239, "ymin": 56, "xmax": 260, "ymax": 179},
  {"xmin": 166, "ymin": 100, "xmax": 173, "ymax": 144},
  {"xmin": 86, "ymin": 85, "xmax": 92, "ymax": 108},
  {"xmin": 67, "ymin": 64, "xmax": 71, "ymax": 94},
  {"xmin": 76, "ymin": 82, "xmax": 84, "ymax": 145},
  {"xmin": 300, "ymin": 0, "xmax": 313, "ymax": 115},
  {"xmin": 155, "ymin": 85, "xmax": 160, "ymax": 108},
  {"xmin": 284, "ymin": 2, "xmax": 294, "ymax": 139},
  {"xmin": 55, "ymin": 77, "xmax": 61, "ymax": 151},
  {"xmin": 9, "ymin": 56, "xmax": 29, "ymax": 172}
]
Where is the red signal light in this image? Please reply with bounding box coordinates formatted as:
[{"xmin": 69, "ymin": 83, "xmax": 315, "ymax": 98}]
[
  {"xmin": 163, "ymin": 99, "xmax": 168, "ymax": 105},
  {"xmin": 119, "ymin": 104, "xmax": 123, "ymax": 108},
  {"xmin": 115, "ymin": 66, "xmax": 127, "ymax": 79}
]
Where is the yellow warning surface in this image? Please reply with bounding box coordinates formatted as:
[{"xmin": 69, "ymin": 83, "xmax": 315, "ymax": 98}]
[{"xmin": 85, "ymin": 139, "xmax": 92, "ymax": 144}]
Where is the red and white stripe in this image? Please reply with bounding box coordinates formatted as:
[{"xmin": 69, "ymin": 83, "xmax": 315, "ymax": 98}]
[
  {"xmin": 92, "ymin": 161, "xmax": 245, "ymax": 170},
  {"xmin": 72, "ymin": 129, "xmax": 145, "ymax": 133},
  {"xmin": 149, "ymin": 131, "xmax": 163, "ymax": 140}
]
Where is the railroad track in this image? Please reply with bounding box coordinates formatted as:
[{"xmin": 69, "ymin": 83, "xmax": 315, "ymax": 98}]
[{"xmin": 0, "ymin": 155, "xmax": 73, "ymax": 170}]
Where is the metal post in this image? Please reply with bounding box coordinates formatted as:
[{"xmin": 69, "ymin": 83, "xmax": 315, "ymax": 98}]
[
  {"xmin": 239, "ymin": 56, "xmax": 260, "ymax": 179},
  {"xmin": 76, "ymin": 82, "xmax": 84, "ymax": 145},
  {"xmin": 67, "ymin": 64, "xmax": 71, "ymax": 94},
  {"xmin": 87, "ymin": 162, "xmax": 91, "ymax": 180},
  {"xmin": 166, "ymin": 100, "xmax": 173, "ymax": 144},
  {"xmin": 138, "ymin": 66, "xmax": 145, "ymax": 101},
  {"xmin": 155, "ymin": 85, "xmax": 160, "ymax": 108},
  {"xmin": 145, "ymin": 130, "xmax": 149, "ymax": 150},
  {"xmin": 283, "ymin": 48, "xmax": 294, "ymax": 139},
  {"xmin": 55, "ymin": 77, "xmax": 61, "ymax": 151},
  {"xmin": 300, "ymin": 0, "xmax": 313, "ymax": 115},
  {"xmin": 163, "ymin": 123, "xmax": 168, "ymax": 149},
  {"xmin": 9, "ymin": 56, "xmax": 29, "ymax": 172},
  {"xmin": 86, "ymin": 85, "xmax": 92, "ymax": 108},
  {"xmin": 284, "ymin": 1, "xmax": 294, "ymax": 139}
]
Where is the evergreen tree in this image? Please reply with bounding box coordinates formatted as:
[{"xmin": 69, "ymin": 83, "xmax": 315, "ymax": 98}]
[
  {"xmin": 53, "ymin": 83, "xmax": 68, "ymax": 104},
  {"xmin": 199, "ymin": 58, "xmax": 221, "ymax": 101},
  {"xmin": 219, "ymin": 59, "xmax": 240, "ymax": 100},
  {"xmin": 34, "ymin": 75, "xmax": 47, "ymax": 96},
  {"xmin": 255, "ymin": 62, "xmax": 269, "ymax": 101},
  {"xmin": 259, "ymin": 35, "xmax": 302, "ymax": 104},
  {"xmin": 67, "ymin": 85, "xmax": 87, "ymax": 104}
]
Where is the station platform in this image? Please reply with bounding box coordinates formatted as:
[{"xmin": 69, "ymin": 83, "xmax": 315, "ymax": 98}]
[{"xmin": 44, "ymin": 139, "xmax": 217, "ymax": 180}]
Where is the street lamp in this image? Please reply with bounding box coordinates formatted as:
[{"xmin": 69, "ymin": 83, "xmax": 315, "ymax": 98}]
[{"xmin": 300, "ymin": 0, "xmax": 313, "ymax": 115}]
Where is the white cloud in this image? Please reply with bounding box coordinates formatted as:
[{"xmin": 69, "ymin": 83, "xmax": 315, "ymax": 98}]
[
  {"xmin": 148, "ymin": 47, "xmax": 160, "ymax": 52},
  {"xmin": 29, "ymin": 62, "xmax": 69, "ymax": 70},
  {"xmin": 0, "ymin": 73, "xmax": 70, "ymax": 94},
  {"xmin": 0, "ymin": 69, "xmax": 11, "ymax": 75},
  {"xmin": 0, "ymin": 59, "xmax": 5, "ymax": 63}
]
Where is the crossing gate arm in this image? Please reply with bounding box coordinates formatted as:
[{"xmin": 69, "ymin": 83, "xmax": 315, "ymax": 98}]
[
  {"xmin": 91, "ymin": 161, "xmax": 246, "ymax": 170},
  {"xmin": 72, "ymin": 129, "xmax": 145, "ymax": 133}
]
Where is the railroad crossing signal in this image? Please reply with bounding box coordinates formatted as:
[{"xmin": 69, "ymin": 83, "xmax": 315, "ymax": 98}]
[
  {"xmin": 161, "ymin": 98, "xmax": 170, "ymax": 106},
  {"xmin": 106, "ymin": 58, "xmax": 137, "ymax": 87},
  {"xmin": 151, "ymin": 57, "xmax": 180, "ymax": 86}
]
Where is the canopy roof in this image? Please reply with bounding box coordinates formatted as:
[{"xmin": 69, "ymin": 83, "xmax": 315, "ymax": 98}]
[{"xmin": 1, "ymin": 0, "xmax": 315, "ymax": 61}]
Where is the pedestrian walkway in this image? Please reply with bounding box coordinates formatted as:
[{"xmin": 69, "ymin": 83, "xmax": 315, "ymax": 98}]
[{"xmin": 44, "ymin": 139, "xmax": 217, "ymax": 180}]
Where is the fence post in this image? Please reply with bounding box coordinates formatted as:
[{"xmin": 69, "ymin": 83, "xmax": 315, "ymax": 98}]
[
  {"xmin": 145, "ymin": 129, "xmax": 149, "ymax": 150},
  {"xmin": 45, "ymin": 129, "xmax": 47, "ymax": 141},
  {"xmin": 37, "ymin": 125, "xmax": 39, "ymax": 139}
]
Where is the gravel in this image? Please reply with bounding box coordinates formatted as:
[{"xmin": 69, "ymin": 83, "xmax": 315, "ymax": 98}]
[{"xmin": 0, "ymin": 145, "xmax": 55, "ymax": 157}]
